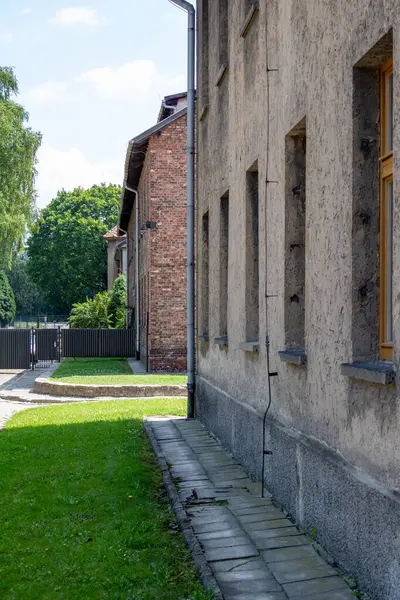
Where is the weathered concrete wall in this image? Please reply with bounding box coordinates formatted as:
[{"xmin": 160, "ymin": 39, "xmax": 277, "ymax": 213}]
[{"xmin": 196, "ymin": 1, "xmax": 400, "ymax": 598}]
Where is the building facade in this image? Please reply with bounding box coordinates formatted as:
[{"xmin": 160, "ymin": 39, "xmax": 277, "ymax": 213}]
[
  {"xmin": 119, "ymin": 93, "xmax": 188, "ymax": 372},
  {"xmin": 196, "ymin": 2, "xmax": 399, "ymax": 599},
  {"xmin": 104, "ymin": 225, "xmax": 127, "ymax": 291}
]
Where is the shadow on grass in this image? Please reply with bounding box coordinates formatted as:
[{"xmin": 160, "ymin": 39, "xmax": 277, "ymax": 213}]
[{"xmin": 0, "ymin": 400, "xmax": 209, "ymax": 600}]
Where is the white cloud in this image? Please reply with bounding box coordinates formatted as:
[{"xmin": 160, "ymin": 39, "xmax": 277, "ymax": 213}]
[
  {"xmin": 26, "ymin": 81, "xmax": 68, "ymax": 104},
  {"xmin": 36, "ymin": 143, "xmax": 122, "ymax": 207},
  {"xmin": 19, "ymin": 8, "xmax": 32, "ymax": 16},
  {"xmin": 49, "ymin": 7, "xmax": 106, "ymax": 27},
  {"xmin": 77, "ymin": 60, "xmax": 186, "ymax": 101},
  {"xmin": 0, "ymin": 31, "xmax": 14, "ymax": 43}
]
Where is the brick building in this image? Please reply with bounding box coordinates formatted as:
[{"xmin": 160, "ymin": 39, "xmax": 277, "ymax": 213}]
[
  {"xmin": 103, "ymin": 225, "xmax": 127, "ymax": 291},
  {"xmin": 196, "ymin": 2, "xmax": 400, "ymax": 599},
  {"xmin": 119, "ymin": 93, "xmax": 188, "ymax": 372}
]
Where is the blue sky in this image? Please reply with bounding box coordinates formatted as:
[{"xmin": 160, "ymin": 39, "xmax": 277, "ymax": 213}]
[{"xmin": 0, "ymin": 1, "xmax": 190, "ymax": 207}]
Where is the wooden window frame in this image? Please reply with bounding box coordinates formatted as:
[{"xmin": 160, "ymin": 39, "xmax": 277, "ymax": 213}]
[{"xmin": 379, "ymin": 58, "xmax": 394, "ymax": 360}]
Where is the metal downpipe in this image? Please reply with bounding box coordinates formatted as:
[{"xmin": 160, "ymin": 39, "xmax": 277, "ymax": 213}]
[{"xmin": 168, "ymin": 0, "xmax": 196, "ymax": 419}]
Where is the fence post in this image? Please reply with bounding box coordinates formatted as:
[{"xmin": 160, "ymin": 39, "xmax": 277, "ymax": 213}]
[
  {"xmin": 31, "ymin": 328, "xmax": 35, "ymax": 370},
  {"xmin": 58, "ymin": 326, "xmax": 61, "ymax": 362}
]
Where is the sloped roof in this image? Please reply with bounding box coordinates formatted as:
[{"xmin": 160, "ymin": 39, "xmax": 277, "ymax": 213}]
[{"xmin": 104, "ymin": 225, "xmax": 125, "ymax": 241}]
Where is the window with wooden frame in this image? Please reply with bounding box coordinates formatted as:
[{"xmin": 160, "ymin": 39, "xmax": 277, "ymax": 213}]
[{"xmin": 380, "ymin": 58, "xmax": 393, "ymax": 359}]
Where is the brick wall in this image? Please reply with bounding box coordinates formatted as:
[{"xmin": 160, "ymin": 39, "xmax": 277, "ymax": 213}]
[{"xmin": 127, "ymin": 113, "xmax": 188, "ymax": 372}]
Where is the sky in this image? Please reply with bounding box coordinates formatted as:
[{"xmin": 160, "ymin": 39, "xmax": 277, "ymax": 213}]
[{"xmin": 0, "ymin": 1, "xmax": 190, "ymax": 207}]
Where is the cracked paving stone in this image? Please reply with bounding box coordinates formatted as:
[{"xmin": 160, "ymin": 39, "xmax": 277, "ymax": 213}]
[
  {"xmin": 209, "ymin": 557, "xmax": 266, "ymax": 573},
  {"xmin": 282, "ymin": 575, "xmax": 352, "ymax": 597},
  {"xmin": 192, "ymin": 520, "xmax": 239, "ymax": 534},
  {"xmin": 204, "ymin": 544, "xmax": 259, "ymax": 562}
]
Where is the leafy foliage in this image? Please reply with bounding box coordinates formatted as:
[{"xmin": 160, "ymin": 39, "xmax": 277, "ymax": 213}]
[
  {"xmin": 7, "ymin": 255, "xmax": 46, "ymax": 316},
  {"xmin": 27, "ymin": 184, "xmax": 121, "ymax": 313},
  {"xmin": 0, "ymin": 270, "xmax": 16, "ymax": 326},
  {"xmin": 108, "ymin": 274, "xmax": 127, "ymax": 328},
  {"xmin": 69, "ymin": 291, "xmax": 111, "ymax": 329},
  {"xmin": 0, "ymin": 67, "xmax": 41, "ymax": 268}
]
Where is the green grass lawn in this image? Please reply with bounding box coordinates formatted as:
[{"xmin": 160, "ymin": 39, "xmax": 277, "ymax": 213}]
[
  {"xmin": 0, "ymin": 400, "xmax": 211, "ymax": 600},
  {"xmin": 51, "ymin": 358, "xmax": 187, "ymax": 386}
]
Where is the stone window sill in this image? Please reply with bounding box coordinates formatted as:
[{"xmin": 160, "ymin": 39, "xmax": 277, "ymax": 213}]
[
  {"xmin": 241, "ymin": 3, "xmax": 259, "ymax": 38},
  {"xmin": 279, "ymin": 349, "xmax": 307, "ymax": 366},
  {"xmin": 341, "ymin": 360, "xmax": 395, "ymax": 385},
  {"xmin": 199, "ymin": 104, "xmax": 208, "ymax": 122},
  {"xmin": 215, "ymin": 336, "xmax": 228, "ymax": 346},
  {"xmin": 239, "ymin": 341, "xmax": 259, "ymax": 353},
  {"xmin": 216, "ymin": 64, "xmax": 228, "ymax": 87},
  {"xmin": 198, "ymin": 334, "xmax": 209, "ymax": 343}
]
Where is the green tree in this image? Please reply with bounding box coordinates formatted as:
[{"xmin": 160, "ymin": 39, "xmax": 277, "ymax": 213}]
[
  {"xmin": 0, "ymin": 67, "xmax": 41, "ymax": 268},
  {"xmin": 108, "ymin": 274, "xmax": 127, "ymax": 328},
  {"xmin": 69, "ymin": 291, "xmax": 111, "ymax": 329},
  {"xmin": 27, "ymin": 184, "xmax": 121, "ymax": 314},
  {"xmin": 0, "ymin": 271, "xmax": 16, "ymax": 327},
  {"xmin": 7, "ymin": 255, "xmax": 45, "ymax": 316}
]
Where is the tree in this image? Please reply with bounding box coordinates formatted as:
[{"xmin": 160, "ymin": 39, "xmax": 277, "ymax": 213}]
[
  {"xmin": 0, "ymin": 271, "xmax": 16, "ymax": 327},
  {"xmin": 27, "ymin": 184, "xmax": 121, "ymax": 314},
  {"xmin": 108, "ymin": 275, "xmax": 127, "ymax": 328},
  {"xmin": 69, "ymin": 291, "xmax": 111, "ymax": 329},
  {"xmin": 0, "ymin": 67, "xmax": 41, "ymax": 268},
  {"xmin": 7, "ymin": 255, "xmax": 45, "ymax": 316}
]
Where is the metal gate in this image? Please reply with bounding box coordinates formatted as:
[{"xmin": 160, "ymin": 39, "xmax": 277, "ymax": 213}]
[
  {"xmin": 0, "ymin": 329, "xmax": 31, "ymax": 369},
  {"xmin": 35, "ymin": 329, "xmax": 58, "ymax": 361}
]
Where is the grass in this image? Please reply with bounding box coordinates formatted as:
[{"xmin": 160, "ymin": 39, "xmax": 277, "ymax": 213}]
[
  {"xmin": 0, "ymin": 399, "xmax": 212, "ymax": 600},
  {"xmin": 51, "ymin": 358, "xmax": 187, "ymax": 386}
]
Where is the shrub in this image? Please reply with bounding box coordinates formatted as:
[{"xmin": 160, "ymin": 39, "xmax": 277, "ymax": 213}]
[
  {"xmin": 0, "ymin": 270, "xmax": 16, "ymax": 327},
  {"xmin": 108, "ymin": 275, "xmax": 127, "ymax": 329},
  {"xmin": 69, "ymin": 291, "xmax": 111, "ymax": 329}
]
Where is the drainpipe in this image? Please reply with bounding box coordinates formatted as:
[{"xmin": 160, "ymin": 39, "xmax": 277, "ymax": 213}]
[
  {"xmin": 123, "ymin": 186, "xmax": 140, "ymax": 360},
  {"xmin": 167, "ymin": 0, "xmax": 195, "ymax": 419}
]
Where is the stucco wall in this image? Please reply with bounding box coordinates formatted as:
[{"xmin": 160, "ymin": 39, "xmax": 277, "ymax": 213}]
[{"xmin": 196, "ymin": 1, "xmax": 400, "ymax": 598}]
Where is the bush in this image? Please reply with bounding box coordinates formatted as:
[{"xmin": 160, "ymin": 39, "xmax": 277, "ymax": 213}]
[
  {"xmin": 69, "ymin": 291, "xmax": 111, "ymax": 329},
  {"xmin": 108, "ymin": 275, "xmax": 127, "ymax": 329},
  {"xmin": 0, "ymin": 270, "xmax": 16, "ymax": 327}
]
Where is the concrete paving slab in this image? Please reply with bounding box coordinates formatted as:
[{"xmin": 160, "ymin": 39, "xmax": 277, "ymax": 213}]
[
  {"xmin": 250, "ymin": 527, "xmax": 300, "ymax": 540},
  {"xmin": 244, "ymin": 519, "xmax": 296, "ymax": 532},
  {"xmin": 204, "ymin": 544, "xmax": 259, "ymax": 562},
  {"xmin": 209, "ymin": 557, "xmax": 266, "ymax": 573},
  {"xmin": 223, "ymin": 594, "xmax": 286, "ymax": 600},
  {"xmin": 238, "ymin": 508, "xmax": 285, "ymax": 523},
  {"xmin": 215, "ymin": 569, "xmax": 276, "ymax": 583},
  {"xmin": 197, "ymin": 528, "xmax": 244, "ymax": 541},
  {"xmin": 261, "ymin": 545, "xmax": 316, "ymax": 563},
  {"xmin": 255, "ymin": 535, "xmax": 310, "ymax": 551},
  {"xmin": 201, "ymin": 535, "xmax": 251, "ymax": 550},
  {"xmin": 282, "ymin": 575, "xmax": 351, "ymax": 597},
  {"xmin": 269, "ymin": 558, "xmax": 338, "ymax": 584},
  {"xmin": 218, "ymin": 577, "xmax": 283, "ymax": 595}
]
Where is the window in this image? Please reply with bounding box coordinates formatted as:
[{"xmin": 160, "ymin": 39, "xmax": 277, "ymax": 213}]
[
  {"xmin": 380, "ymin": 58, "xmax": 393, "ymax": 359},
  {"xmin": 284, "ymin": 119, "xmax": 306, "ymax": 351},
  {"xmin": 201, "ymin": 211, "xmax": 209, "ymax": 338},
  {"xmin": 245, "ymin": 164, "xmax": 259, "ymax": 342},
  {"xmin": 219, "ymin": 193, "xmax": 229, "ymax": 339}
]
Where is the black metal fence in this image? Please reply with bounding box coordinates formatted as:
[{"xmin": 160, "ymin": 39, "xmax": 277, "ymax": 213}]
[
  {"xmin": 0, "ymin": 329, "xmax": 31, "ymax": 369},
  {"xmin": 0, "ymin": 328, "xmax": 135, "ymax": 370},
  {"xmin": 62, "ymin": 329, "xmax": 135, "ymax": 358}
]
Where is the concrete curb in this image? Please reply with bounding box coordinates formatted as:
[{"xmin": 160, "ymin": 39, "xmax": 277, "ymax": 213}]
[
  {"xmin": 143, "ymin": 419, "xmax": 223, "ymax": 600},
  {"xmin": 34, "ymin": 377, "xmax": 187, "ymax": 398}
]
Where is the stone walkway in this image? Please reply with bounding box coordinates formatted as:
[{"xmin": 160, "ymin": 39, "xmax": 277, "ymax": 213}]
[{"xmin": 146, "ymin": 417, "xmax": 355, "ymax": 600}]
